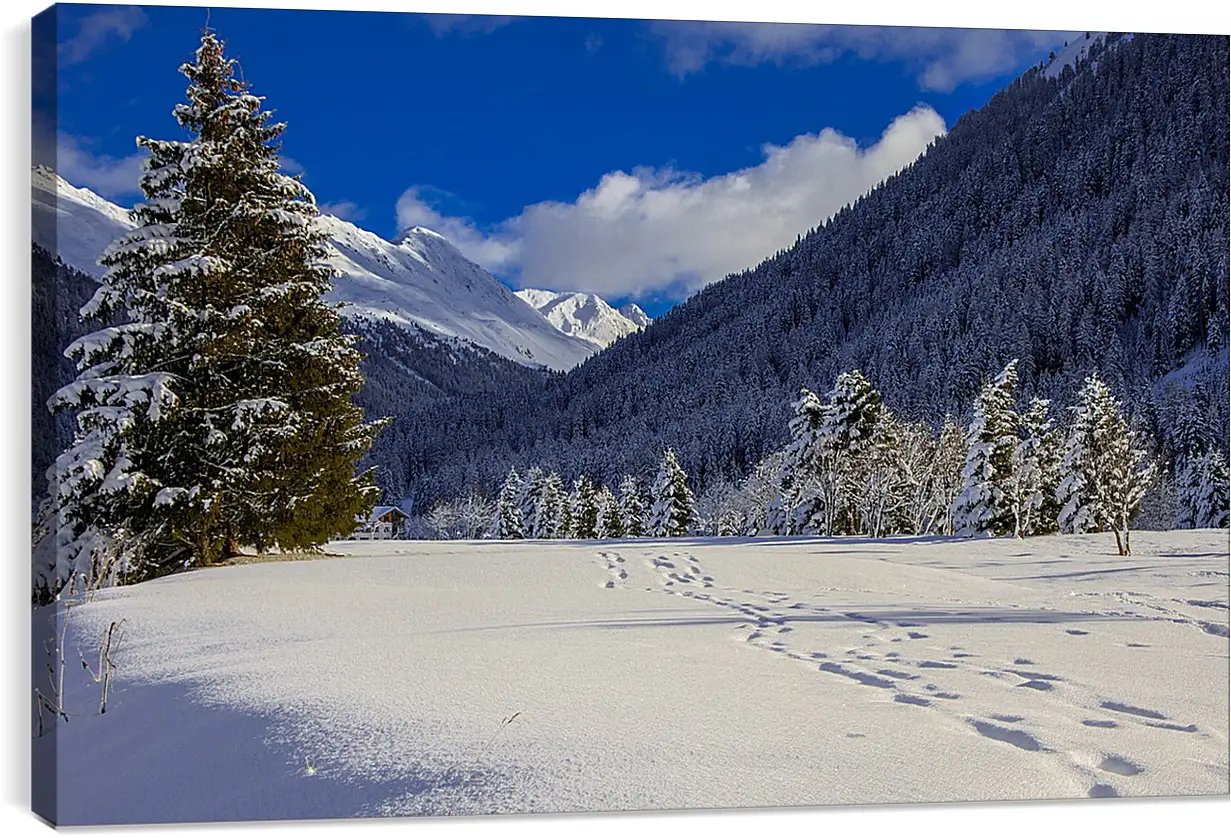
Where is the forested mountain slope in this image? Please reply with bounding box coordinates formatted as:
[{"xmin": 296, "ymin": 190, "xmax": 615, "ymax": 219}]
[{"xmin": 385, "ymin": 33, "xmax": 1229, "ymax": 508}]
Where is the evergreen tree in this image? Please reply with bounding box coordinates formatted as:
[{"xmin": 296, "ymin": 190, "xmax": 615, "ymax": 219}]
[
  {"xmin": 1007, "ymin": 398, "xmax": 1061, "ymax": 538},
  {"xmin": 519, "ymin": 467, "xmax": 545, "ymax": 536},
  {"xmin": 595, "ymin": 485, "xmax": 624, "ymax": 538},
  {"xmin": 768, "ymin": 387, "xmax": 825, "ymax": 535},
  {"xmin": 815, "ymin": 370, "xmax": 886, "ymax": 534},
  {"xmin": 1056, "ymin": 374, "xmax": 1154, "ymax": 555},
  {"xmin": 493, "ymin": 467, "xmax": 524, "ymax": 539},
  {"xmin": 36, "ymin": 32, "xmax": 382, "ymax": 599},
  {"xmin": 1177, "ymin": 449, "xmax": 1230, "ymax": 528},
  {"xmin": 649, "ymin": 449, "xmax": 697, "ymax": 537},
  {"xmin": 544, "ymin": 472, "xmax": 570, "ymax": 539},
  {"xmin": 618, "ymin": 474, "xmax": 646, "ymax": 537},
  {"xmin": 1194, "ymin": 451, "xmax": 1230, "ymax": 528},
  {"xmin": 569, "ymin": 475, "xmax": 599, "ymax": 539},
  {"xmin": 952, "ymin": 360, "xmax": 1020, "ymax": 537}
]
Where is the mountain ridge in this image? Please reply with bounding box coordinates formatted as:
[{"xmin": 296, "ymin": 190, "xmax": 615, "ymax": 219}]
[
  {"xmin": 514, "ymin": 288, "xmax": 650, "ymax": 349},
  {"xmin": 31, "ymin": 168, "xmax": 596, "ymax": 372}
]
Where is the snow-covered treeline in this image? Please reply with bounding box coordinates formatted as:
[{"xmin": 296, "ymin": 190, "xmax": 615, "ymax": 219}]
[
  {"xmin": 759, "ymin": 363, "xmax": 1222, "ymax": 553},
  {"xmin": 419, "ymin": 449, "xmax": 697, "ymax": 540},
  {"xmin": 417, "ymin": 362, "xmax": 1225, "ymax": 547}
]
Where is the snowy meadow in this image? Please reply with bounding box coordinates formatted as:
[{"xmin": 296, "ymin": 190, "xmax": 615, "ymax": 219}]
[{"xmin": 40, "ymin": 529, "xmax": 1228, "ymax": 823}]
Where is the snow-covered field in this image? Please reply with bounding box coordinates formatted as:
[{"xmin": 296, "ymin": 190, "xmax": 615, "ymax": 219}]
[{"xmin": 38, "ymin": 531, "xmax": 1229, "ymax": 825}]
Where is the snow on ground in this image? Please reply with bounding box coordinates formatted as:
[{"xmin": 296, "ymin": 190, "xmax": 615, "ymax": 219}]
[{"xmin": 38, "ymin": 530, "xmax": 1228, "ymax": 824}]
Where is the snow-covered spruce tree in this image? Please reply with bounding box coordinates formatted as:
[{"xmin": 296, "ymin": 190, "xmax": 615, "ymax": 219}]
[
  {"xmin": 1006, "ymin": 398, "xmax": 1062, "ymax": 538},
  {"xmin": 493, "ymin": 467, "xmax": 524, "ymax": 539},
  {"xmin": 1176, "ymin": 449, "xmax": 1230, "ymax": 529},
  {"xmin": 951, "ymin": 360, "xmax": 1020, "ymax": 537},
  {"xmin": 1193, "ymin": 451, "xmax": 1230, "ymax": 528},
  {"xmin": 36, "ymin": 33, "xmax": 381, "ymax": 599},
  {"xmin": 519, "ymin": 467, "xmax": 545, "ymax": 536},
  {"xmin": 1056, "ymin": 374, "xmax": 1154, "ymax": 555},
  {"xmin": 1172, "ymin": 396, "xmax": 1229, "ymax": 530},
  {"xmin": 766, "ymin": 387, "xmax": 824, "ymax": 535},
  {"xmin": 595, "ymin": 485, "xmax": 624, "ymax": 538},
  {"xmin": 569, "ymin": 476, "xmax": 599, "ymax": 539},
  {"xmin": 617, "ymin": 475, "xmax": 646, "ymax": 537},
  {"xmin": 544, "ymin": 472, "xmax": 570, "ymax": 539},
  {"xmin": 649, "ymin": 449, "xmax": 697, "ymax": 538},
  {"xmin": 816, "ymin": 370, "xmax": 886, "ymax": 534}
]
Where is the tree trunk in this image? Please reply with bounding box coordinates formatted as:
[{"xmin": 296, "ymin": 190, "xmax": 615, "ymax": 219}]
[
  {"xmin": 1112, "ymin": 528, "xmax": 1126, "ymax": 556},
  {"xmin": 196, "ymin": 529, "xmax": 212, "ymax": 568},
  {"xmin": 223, "ymin": 524, "xmax": 243, "ymax": 558}
]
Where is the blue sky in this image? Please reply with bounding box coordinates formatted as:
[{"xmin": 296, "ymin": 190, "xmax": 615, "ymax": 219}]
[{"xmin": 44, "ymin": 4, "xmax": 1077, "ymax": 315}]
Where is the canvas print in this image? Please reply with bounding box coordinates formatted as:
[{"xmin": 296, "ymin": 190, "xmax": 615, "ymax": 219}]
[{"xmin": 29, "ymin": 2, "xmax": 1229, "ymax": 826}]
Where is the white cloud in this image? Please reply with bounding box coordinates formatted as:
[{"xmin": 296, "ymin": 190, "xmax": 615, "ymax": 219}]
[
  {"xmin": 397, "ymin": 105, "xmax": 946, "ymax": 299},
  {"xmin": 650, "ymin": 21, "xmax": 1075, "ymax": 91},
  {"xmin": 58, "ymin": 6, "xmax": 148, "ymax": 67},
  {"xmin": 56, "ymin": 133, "xmax": 147, "ymax": 199},
  {"xmin": 320, "ymin": 201, "xmax": 367, "ymax": 222}
]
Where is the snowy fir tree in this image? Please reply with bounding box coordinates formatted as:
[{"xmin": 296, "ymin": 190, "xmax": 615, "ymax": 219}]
[
  {"xmin": 617, "ymin": 474, "xmax": 646, "ymax": 537},
  {"xmin": 814, "ymin": 370, "xmax": 887, "ymax": 534},
  {"xmin": 519, "ymin": 467, "xmax": 545, "ymax": 536},
  {"xmin": 767, "ymin": 387, "xmax": 825, "ymax": 535},
  {"xmin": 649, "ymin": 449, "xmax": 697, "ymax": 538},
  {"xmin": 952, "ymin": 360, "xmax": 1021, "ymax": 537},
  {"xmin": 543, "ymin": 472, "xmax": 570, "ymax": 538},
  {"xmin": 1176, "ymin": 450, "xmax": 1230, "ymax": 529},
  {"xmin": 1056, "ymin": 374, "xmax": 1154, "ymax": 555},
  {"xmin": 35, "ymin": 32, "xmax": 381, "ymax": 599},
  {"xmin": 595, "ymin": 485, "xmax": 624, "ymax": 538},
  {"xmin": 1006, "ymin": 398, "xmax": 1061, "ymax": 538},
  {"xmin": 493, "ymin": 467, "xmax": 524, "ymax": 539},
  {"xmin": 569, "ymin": 476, "xmax": 599, "ymax": 539},
  {"xmin": 768, "ymin": 372, "xmax": 889, "ymax": 536}
]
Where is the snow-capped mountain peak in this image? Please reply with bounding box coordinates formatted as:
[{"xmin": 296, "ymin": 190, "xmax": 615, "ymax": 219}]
[
  {"xmin": 32, "ymin": 168, "xmax": 596, "ymax": 371},
  {"xmin": 515, "ymin": 289, "xmax": 651, "ymax": 350},
  {"xmin": 618, "ymin": 303, "xmax": 652, "ymax": 329}
]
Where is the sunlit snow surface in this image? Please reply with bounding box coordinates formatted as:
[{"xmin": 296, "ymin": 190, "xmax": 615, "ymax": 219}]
[{"xmin": 42, "ymin": 531, "xmax": 1228, "ymax": 824}]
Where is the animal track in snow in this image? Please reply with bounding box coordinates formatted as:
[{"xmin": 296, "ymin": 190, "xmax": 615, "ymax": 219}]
[
  {"xmin": 1098, "ymin": 755, "xmax": 1142, "ymax": 776},
  {"xmin": 970, "ymin": 720, "xmax": 1043, "ymax": 751},
  {"xmin": 1099, "ymin": 701, "xmax": 1165, "ymax": 720}
]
